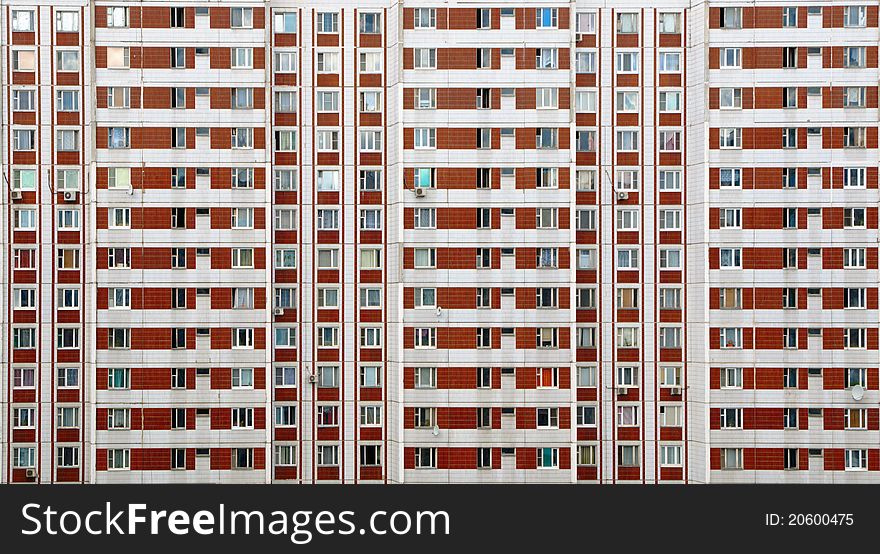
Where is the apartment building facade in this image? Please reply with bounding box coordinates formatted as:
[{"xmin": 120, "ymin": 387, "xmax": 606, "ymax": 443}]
[{"xmin": 0, "ymin": 0, "xmax": 875, "ymax": 484}]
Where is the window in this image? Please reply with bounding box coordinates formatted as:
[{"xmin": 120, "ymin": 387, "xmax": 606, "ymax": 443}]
[
  {"xmin": 659, "ymin": 130, "xmax": 681, "ymax": 151},
  {"xmin": 231, "ymin": 7, "xmax": 253, "ymax": 28},
  {"xmin": 274, "ymin": 208, "xmax": 297, "ymax": 231},
  {"xmin": 317, "ymin": 12, "xmax": 338, "ymax": 33},
  {"xmin": 318, "ymin": 366, "xmax": 339, "ymax": 388},
  {"xmin": 413, "ymin": 48, "xmax": 436, "ymax": 69},
  {"xmin": 782, "ymin": 7, "xmax": 797, "ymax": 27},
  {"xmin": 414, "ymin": 447, "xmax": 436, "ymax": 469},
  {"xmin": 316, "ymin": 248, "xmax": 338, "ymax": 269},
  {"xmin": 414, "ymin": 367, "xmax": 436, "ymax": 389},
  {"xmin": 357, "ymin": 12, "xmax": 381, "ymax": 34},
  {"xmin": 12, "ymin": 89, "xmax": 35, "ymax": 111},
  {"xmin": 617, "ymin": 405, "xmax": 640, "ymax": 427},
  {"xmin": 536, "ymin": 48, "xmax": 558, "ymax": 69},
  {"xmin": 536, "ymin": 8, "xmax": 558, "ymax": 28},
  {"xmin": 360, "ymin": 51, "xmax": 382, "ymax": 73},
  {"xmin": 105, "ymin": 127, "xmax": 130, "ymax": 150},
  {"xmin": 274, "ymin": 51, "xmax": 297, "ymax": 73},
  {"xmin": 720, "ymin": 288, "xmax": 742, "ymax": 310},
  {"xmin": 845, "ymin": 47, "xmax": 866, "ymax": 68},
  {"xmin": 660, "ymin": 248, "xmax": 682, "ymax": 270},
  {"xmin": 106, "ymin": 47, "xmax": 130, "ymax": 69},
  {"xmin": 537, "ymin": 328, "xmax": 558, "ymax": 349},
  {"xmin": 658, "ymin": 51, "xmax": 680, "ymax": 72},
  {"xmin": 720, "ymin": 408, "xmax": 743, "ymax": 429},
  {"xmin": 107, "ymin": 87, "xmax": 130, "ymax": 108},
  {"xmin": 317, "ymin": 327, "xmax": 339, "ymax": 348},
  {"xmin": 275, "ymin": 11, "xmax": 297, "ymax": 32},
  {"xmin": 845, "ymin": 6, "xmax": 867, "ymax": 27},
  {"xmin": 316, "ymin": 51, "xmax": 339, "ymax": 73},
  {"xmin": 360, "ymin": 365, "xmax": 381, "ymax": 387},
  {"xmin": 56, "ymin": 446, "xmax": 79, "ymax": 469},
  {"xmin": 844, "ymin": 248, "xmax": 866, "ymax": 269},
  {"xmin": 13, "ymin": 448, "xmax": 36, "ymax": 469},
  {"xmin": 57, "ymin": 90, "xmax": 80, "ymax": 111},
  {"xmin": 58, "ymin": 129, "xmax": 80, "ymax": 151},
  {"xmin": 14, "ymin": 288, "xmax": 36, "ymax": 310},
  {"xmin": 275, "ymin": 169, "xmax": 297, "ymax": 191},
  {"xmin": 571, "ymin": 51, "xmax": 594, "ymax": 77},
  {"xmin": 719, "ymin": 248, "xmax": 742, "ymax": 269},
  {"xmin": 617, "ymin": 12, "xmax": 638, "ymax": 33},
  {"xmin": 659, "ymin": 12, "xmax": 681, "ymax": 33},
  {"xmin": 107, "ymin": 6, "xmax": 128, "ymax": 28},
  {"xmin": 660, "ymin": 288, "xmax": 682, "ymax": 310},
  {"xmin": 576, "ymin": 130, "xmax": 596, "ymax": 152},
  {"xmin": 660, "ymin": 445, "xmax": 683, "ymax": 467},
  {"xmin": 12, "ymin": 10, "xmax": 35, "ymax": 31},
  {"xmin": 720, "ymin": 7, "xmax": 742, "ymax": 28},
  {"xmin": 413, "ymin": 127, "xmax": 436, "ymax": 149},
  {"xmin": 845, "ymin": 208, "xmax": 866, "ymax": 228},
  {"xmin": 13, "ymin": 367, "xmax": 36, "ymax": 388},
  {"xmin": 413, "ymin": 248, "xmax": 436, "ymax": 268},
  {"xmin": 845, "ymin": 449, "xmax": 868, "ymax": 471},
  {"xmin": 360, "ymin": 327, "xmax": 382, "ymax": 348},
  {"xmin": 233, "ymin": 448, "xmax": 254, "ymax": 469},
  {"xmin": 616, "ymin": 52, "xmax": 639, "ymax": 73},
  {"xmin": 720, "ymin": 48, "xmax": 741, "ymax": 69},
  {"xmin": 618, "ymin": 445, "xmax": 640, "ymax": 467},
  {"xmin": 14, "ymin": 209, "xmax": 36, "ymax": 230},
  {"xmin": 721, "ymin": 367, "xmax": 743, "ymax": 389},
  {"xmin": 228, "ymin": 287, "xmax": 252, "ymax": 310},
  {"xmin": 536, "ymin": 88, "xmax": 558, "ymax": 109},
  {"xmin": 361, "ymin": 249, "xmax": 381, "ymax": 269},
  {"xmin": 58, "ymin": 248, "xmax": 81, "ymax": 270},
  {"xmin": 567, "ymin": 8, "xmax": 595, "ymax": 33},
  {"xmin": 720, "ymin": 328, "xmax": 742, "ymax": 349},
  {"xmin": 719, "ymin": 208, "xmax": 741, "ymax": 229},
  {"xmin": 844, "ymin": 127, "xmax": 867, "ymax": 148},
  {"xmin": 719, "ymin": 88, "xmax": 742, "ymax": 109},
  {"xmin": 232, "ymin": 328, "xmax": 254, "ymax": 349},
  {"xmin": 537, "ymin": 408, "xmax": 559, "ymax": 429},
  {"xmin": 576, "ymin": 90, "xmax": 597, "ymax": 112},
  {"xmin": 414, "ymin": 8, "xmax": 436, "ymax": 28},
  {"xmin": 536, "ymin": 128, "xmax": 558, "ymax": 149},
  {"xmin": 415, "ymin": 88, "xmax": 436, "ymax": 109},
  {"xmin": 360, "ymin": 91, "xmax": 381, "ymax": 113},
  {"xmin": 231, "ymin": 48, "xmax": 253, "ymax": 69},
  {"xmin": 659, "ymin": 91, "xmax": 681, "ymax": 112},
  {"xmin": 659, "ymin": 327, "xmax": 682, "ymax": 349},
  {"xmin": 107, "ymin": 408, "xmax": 131, "ymax": 430},
  {"xmin": 170, "ymin": 47, "xmax": 186, "ymax": 69},
  {"xmin": 659, "ymin": 209, "xmax": 682, "ymax": 231},
  {"xmin": 536, "ymin": 448, "xmax": 559, "ymax": 469}
]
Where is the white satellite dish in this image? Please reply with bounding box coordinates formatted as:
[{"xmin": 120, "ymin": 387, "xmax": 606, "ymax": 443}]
[
  {"xmin": 432, "ymin": 425, "xmax": 440, "ymax": 437},
  {"xmin": 852, "ymin": 384, "xmax": 865, "ymax": 401}
]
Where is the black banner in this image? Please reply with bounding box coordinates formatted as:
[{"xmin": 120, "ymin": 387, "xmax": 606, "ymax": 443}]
[{"xmin": 0, "ymin": 485, "xmax": 873, "ymax": 551}]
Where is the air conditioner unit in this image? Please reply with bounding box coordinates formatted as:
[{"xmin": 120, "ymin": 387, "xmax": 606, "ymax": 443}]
[
  {"xmin": 11, "ymin": 190, "xmax": 23, "ymax": 200},
  {"xmin": 308, "ymin": 373, "xmax": 317, "ymax": 384},
  {"xmin": 413, "ymin": 187, "xmax": 426, "ymax": 197},
  {"xmin": 63, "ymin": 191, "xmax": 78, "ymax": 202},
  {"xmin": 617, "ymin": 191, "xmax": 629, "ymax": 201},
  {"xmin": 616, "ymin": 387, "xmax": 628, "ymax": 396},
  {"xmin": 670, "ymin": 387, "xmax": 682, "ymax": 396},
  {"xmin": 25, "ymin": 468, "xmax": 36, "ymax": 478},
  {"xmin": 273, "ymin": 307, "xmax": 285, "ymax": 316}
]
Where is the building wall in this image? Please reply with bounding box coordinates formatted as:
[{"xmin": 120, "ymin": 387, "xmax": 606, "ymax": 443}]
[
  {"xmin": 706, "ymin": 1, "xmax": 880, "ymax": 482},
  {"xmin": 1, "ymin": 0, "xmax": 876, "ymax": 484}
]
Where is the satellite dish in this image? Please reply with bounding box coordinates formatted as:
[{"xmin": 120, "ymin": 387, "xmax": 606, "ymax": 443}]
[
  {"xmin": 852, "ymin": 385, "xmax": 865, "ymax": 401},
  {"xmin": 432, "ymin": 425, "xmax": 440, "ymax": 436}
]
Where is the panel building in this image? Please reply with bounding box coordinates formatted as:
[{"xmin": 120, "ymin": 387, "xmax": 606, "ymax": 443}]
[{"xmin": 1, "ymin": 0, "xmax": 876, "ymax": 484}]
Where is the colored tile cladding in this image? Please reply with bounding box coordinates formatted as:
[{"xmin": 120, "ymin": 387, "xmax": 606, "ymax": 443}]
[{"xmin": 2, "ymin": 1, "xmax": 878, "ymax": 483}]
